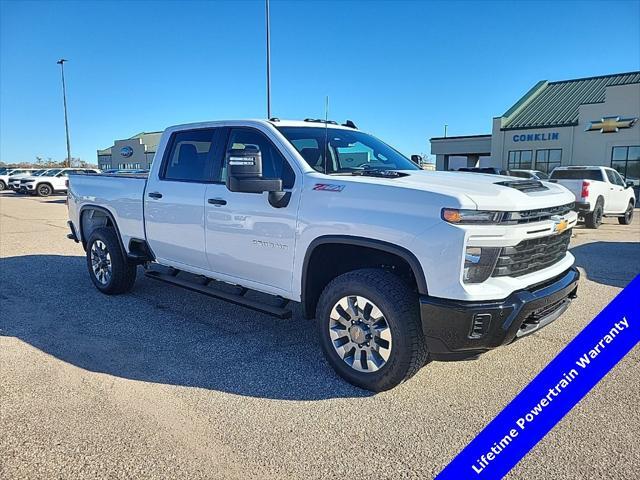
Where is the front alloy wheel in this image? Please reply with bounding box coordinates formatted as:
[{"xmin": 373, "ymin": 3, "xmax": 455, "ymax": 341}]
[
  {"xmin": 329, "ymin": 295, "xmax": 393, "ymax": 372},
  {"xmin": 316, "ymin": 268, "xmax": 429, "ymax": 392}
]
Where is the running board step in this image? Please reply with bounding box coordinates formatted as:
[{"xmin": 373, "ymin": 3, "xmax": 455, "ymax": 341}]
[{"xmin": 144, "ymin": 270, "xmax": 292, "ymax": 319}]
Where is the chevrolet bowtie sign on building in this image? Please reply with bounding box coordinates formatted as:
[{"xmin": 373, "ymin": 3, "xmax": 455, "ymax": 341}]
[
  {"xmin": 586, "ymin": 116, "xmax": 638, "ymax": 133},
  {"xmin": 431, "ymin": 72, "xmax": 640, "ymax": 183}
]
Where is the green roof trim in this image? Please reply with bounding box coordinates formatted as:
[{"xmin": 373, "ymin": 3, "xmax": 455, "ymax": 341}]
[
  {"xmin": 502, "ymin": 80, "xmax": 547, "ymax": 119},
  {"xmin": 501, "ymin": 71, "xmax": 640, "ymax": 130}
]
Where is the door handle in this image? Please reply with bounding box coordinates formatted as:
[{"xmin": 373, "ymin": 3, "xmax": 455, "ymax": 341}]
[
  {"xmin": 208, "ymin": 198, "xmax": 227, "ymax": 206},
  {"xmin": 148, "ymin": 192, "xmax": 163, "ymax": 199}
]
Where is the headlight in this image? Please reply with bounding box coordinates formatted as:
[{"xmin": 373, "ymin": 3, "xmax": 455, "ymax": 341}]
[
  {"xmin": 463, "ymin": 246, "xmax": 500, "ymax": 283},
  {"xmin": 442, "ymin": 208, "xmax": 505, "ymax": 224}
]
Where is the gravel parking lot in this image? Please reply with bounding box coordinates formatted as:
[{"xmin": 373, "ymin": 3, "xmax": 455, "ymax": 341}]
[{"xmin": 1, "ymin": 191, "xmax": 639, "ymax": 480}]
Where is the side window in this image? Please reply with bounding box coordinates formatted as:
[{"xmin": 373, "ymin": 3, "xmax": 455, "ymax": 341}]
[
  {"xmin": 611, "ymin": 170, "xmax": 625, "ymax": 187},
  {"xmin": 223, "ymin": 129, "xmax": 295, "ymax": 189},
  {"xmin": 163, "ymin": 129, "xmax": 217, "ymax": 182},
  {"xmin": 57, "ymin": 170, "xmax": 68, "ymax": 177},
  {"xmin": 605, "ymin": 169, "xmax": 618, "ymax": 185}
]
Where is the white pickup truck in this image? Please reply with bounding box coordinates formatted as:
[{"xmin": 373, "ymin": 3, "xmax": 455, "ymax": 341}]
[
  {"xmin": 67, "ymin": 119, "xmax": 580, "ymax": 391},
  {"xmin": 549, "ymin": 166, "xmax": 635, "ymax": 228}
]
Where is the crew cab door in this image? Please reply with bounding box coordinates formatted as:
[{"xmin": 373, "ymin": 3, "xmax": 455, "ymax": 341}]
[
  {"xmin": 604, "ymin": 168, "xmax": 627, "ymax": 213},
  {"xmin": 203, "ymin": 127, "xmax": 300, "ymax": 295},
  {"xmin": 144, "ymin": 128, "xmax": 225, "ymax": 269}
]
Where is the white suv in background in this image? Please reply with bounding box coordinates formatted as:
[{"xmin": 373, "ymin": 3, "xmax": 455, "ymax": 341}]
[
  {"xmin": 8, "ymin": 169, "xmax": 52, "ymax": 192},
  {"xmin": 20, "ymin": 168, "xmax": 101, "ymax": 197},
  {"xmin": 0, "ymin": 168, "xmax": 35, "ymax": 191}
]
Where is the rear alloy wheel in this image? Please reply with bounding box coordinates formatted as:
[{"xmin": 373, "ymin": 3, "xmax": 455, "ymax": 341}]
[
  {"xmin": 585, "ymin": 201, "xmax": 603, "ymax": 229},
  {"xmin": 86, "ymin": 227, "xmax": 137, "ymax": 294},
  {"xmin": 37, "ymin": 184, "xmax": 52, "ymax": 197},
  {"xmin": 618, "ymin": 202, "xmax": 634, "ymax": 225},
  {"xmin": 317, "ymin": 268, "xmax": 429, "ymax": 392}
]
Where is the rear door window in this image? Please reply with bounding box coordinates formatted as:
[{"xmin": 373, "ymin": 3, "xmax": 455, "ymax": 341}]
[{"xmin": 163, "ymin": 129, "xmax": 220, "ymax": 182}]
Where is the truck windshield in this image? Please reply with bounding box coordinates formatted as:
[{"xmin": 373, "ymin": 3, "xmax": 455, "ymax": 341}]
[
  {"xmin": 550, "ymin": 169, "xmax": 604, "ymax": 181},
  {"xmin": 277, "ymin": 126, "xmax": 420, "ymax": 174}
]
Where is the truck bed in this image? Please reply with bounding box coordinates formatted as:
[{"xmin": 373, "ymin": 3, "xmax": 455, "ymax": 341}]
[{"xmin": 68, "ymin": 173, "xmax": 147, "ymax": 249}]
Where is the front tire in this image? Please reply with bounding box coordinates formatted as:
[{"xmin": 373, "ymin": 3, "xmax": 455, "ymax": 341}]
[
  {"xmin": 585, "ymin": 200, "xmax": 603, "ymax": 229},
  {"xmin": 316, "ymin": 268, "xmax": 429, "ymax": 392},
  {"xmin": 0, "ymin": 180, "xmax": 6, "ymax": 191},
  {"xmin": 36, "ymin": 183, "xmax": 52, "ymax": 197},
  {"xmin": 618, "ymin": 201, "xmax": 634, "ymax": 225},
  {"xmin": 86, "ymin": 227, "xmax": 137, "ymax": 294}
]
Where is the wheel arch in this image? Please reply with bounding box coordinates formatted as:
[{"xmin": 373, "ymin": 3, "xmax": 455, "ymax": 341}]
[
  {"xmin": 301, "ymin": 235, "xmax": 428, "ymax": 319},
  {"xmin": 79, "ymin": 205, "xmax": 126, "ymax": 255}
]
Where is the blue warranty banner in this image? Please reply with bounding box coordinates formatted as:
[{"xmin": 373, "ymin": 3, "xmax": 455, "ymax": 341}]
[{"xmin": 436, "ymin": 275, "xmax": 640, "ymax": 480}]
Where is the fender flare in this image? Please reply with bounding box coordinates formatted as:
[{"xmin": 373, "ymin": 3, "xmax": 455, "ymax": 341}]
[
  {"xmin": 78, "ymin": 205, "xmax": 127, "ymax": 256},
  {"xmin": 301, "ymin": 235, "xmax": 429, "ymax": 317}
]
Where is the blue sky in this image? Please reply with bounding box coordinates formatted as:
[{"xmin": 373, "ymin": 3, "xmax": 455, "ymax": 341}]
[{"xmin": 1, "ymin": 0, "xmax": 639, "ymax": 164}]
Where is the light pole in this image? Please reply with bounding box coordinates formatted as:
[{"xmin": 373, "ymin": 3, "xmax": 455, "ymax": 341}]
[
  {"xmin": 57, "ymin": 59, "xmax": 72, "ymax": 167},
  {"xmin": 265, "ymin": 0, "xmax": 271, "ymax": 119}
]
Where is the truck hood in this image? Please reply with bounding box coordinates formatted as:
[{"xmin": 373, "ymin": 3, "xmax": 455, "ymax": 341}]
[{"xmin": 337, "ymin": 170, "xmax": 575, "ymax": 210}]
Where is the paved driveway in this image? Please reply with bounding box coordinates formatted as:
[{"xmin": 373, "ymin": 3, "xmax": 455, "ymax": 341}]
[{"xmin": 1, "ymin": 192, "xmax": 638, "ymax": 479}]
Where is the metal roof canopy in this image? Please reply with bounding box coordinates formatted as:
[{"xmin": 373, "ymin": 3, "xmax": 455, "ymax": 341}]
[{"xmin": 501, "ymin": 72, "xmax": 640, "ymax": 130}]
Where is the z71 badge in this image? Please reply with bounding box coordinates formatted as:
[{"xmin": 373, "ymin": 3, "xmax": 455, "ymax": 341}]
[{"xmin": 313, "ymin": 183, "xmax": 345, "ymax": 192}]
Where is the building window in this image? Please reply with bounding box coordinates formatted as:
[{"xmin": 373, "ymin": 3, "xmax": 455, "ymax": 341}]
[
  {"xmin": 508, "ymin": 150, "xmax": 533, "ymax": 169},
  {"xmin": 535, "ymin": 149, "xmax": 562, "ymax": 174},
  {"xmin": 611, "ymin": 146, "xmax": 640, "ymax": 182}
]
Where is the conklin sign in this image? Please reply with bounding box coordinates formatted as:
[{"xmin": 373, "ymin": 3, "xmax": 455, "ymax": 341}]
[{"xmin": 512, "ymin": 132, "xmax": 559, "ymax": 142}]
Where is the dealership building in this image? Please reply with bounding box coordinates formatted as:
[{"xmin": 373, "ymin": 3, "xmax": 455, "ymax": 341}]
[
  {"xmin": 97, "ymin": 131, "xmax": 162, "ymax": 170},
  {"xmin": 430, "ymin": 72, "xmax": 640, "ymax": 180}
]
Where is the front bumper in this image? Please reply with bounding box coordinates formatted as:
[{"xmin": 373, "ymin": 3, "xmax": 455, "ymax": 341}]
[{"xmin": 420, "ymin": 267, "xmax": 580, "ymax": 360}]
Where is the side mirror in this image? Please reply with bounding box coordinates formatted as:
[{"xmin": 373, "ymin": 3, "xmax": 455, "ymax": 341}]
[
  {"xmin": 225, "ymin": 147, "xmax": 282, "ymax": 194},
  {"xmin": 410, "ymin": 154, "xmax": 423, "ymax": 165},
  {"xmin": 625, "ymin": 181, "xmax": 635, "ymax": 188}
]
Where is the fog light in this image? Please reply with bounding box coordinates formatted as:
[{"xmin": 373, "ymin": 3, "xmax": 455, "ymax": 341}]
[
  {"xmin": 463, "ymin": 247, "xmax": 500, "ymax": 283},
  {"xmin": 469, "ymin": 313, "xmax": 492, "ymax": 338}
]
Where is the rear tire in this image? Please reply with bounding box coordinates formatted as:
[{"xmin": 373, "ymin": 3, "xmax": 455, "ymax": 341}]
[
  {"xmin": 86, "ymin": 227, "xmax": 137, "ymax": 294},
  {"xmin": 585, "ymin": 200, "xmax": 603, "ymax": 229},
  {"xmin": 618, "ymin": 201, "xmax": 634, "ymax": 225},
  {"xmin": 316, "ymin": 268, "xmax": 429, "ymax": 392},
  {"xmin": 36, "ymin": 183, "xmax": 52, "ymax": 197}
]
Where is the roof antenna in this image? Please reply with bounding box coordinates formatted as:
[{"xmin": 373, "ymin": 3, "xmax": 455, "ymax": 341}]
[{"xmin": 323, "ymin": 95, "xmax": 329, "ymax": 175}]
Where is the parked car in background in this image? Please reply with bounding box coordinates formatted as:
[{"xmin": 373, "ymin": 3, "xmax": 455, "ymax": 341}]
[
  {"xmin": 67, "ymin": 119, "xmax": 580, "ymax": 391},
  {"xmin": 0, "ymin": 168, "xmax": 35, "ymax": 190},
  {"xmin": 19, "ymin": 168, "xmax": 101, "ymax": 197},
  {"xmin": 457, "ymin": 167, "xmax": 509, "ymax": 175},
  {"xmin": 8, "ymin": 169, "xmax": 53, "ymax": 192},
  {"xmin": 508, "ymin": 169, "xmax": 549, "ymax": 180},
  {"xmin": 549, "ymin": 166, "xmax": 635, "ymax": 228},
  {"xmin": 103, "ymin": 169, "xmax": 149, "ymax": 175}
]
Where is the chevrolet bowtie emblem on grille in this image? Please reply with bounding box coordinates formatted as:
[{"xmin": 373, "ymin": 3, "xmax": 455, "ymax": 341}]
[
  {"xmin": 553, "ymin": 219, "xmax": 568, "ymax": 234},
  {"xmin": 586, "ymin": 116, "xmax": 638, "ymax": 133}
]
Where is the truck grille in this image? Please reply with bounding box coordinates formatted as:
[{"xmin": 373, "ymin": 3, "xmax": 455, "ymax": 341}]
[
  {"xmin": 492, "ymin": 230, "xmax": 572, "ymax": 278},
  {"xmin": 504, "ymin": 202, "xmax": 574, "ymax": 224}
]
